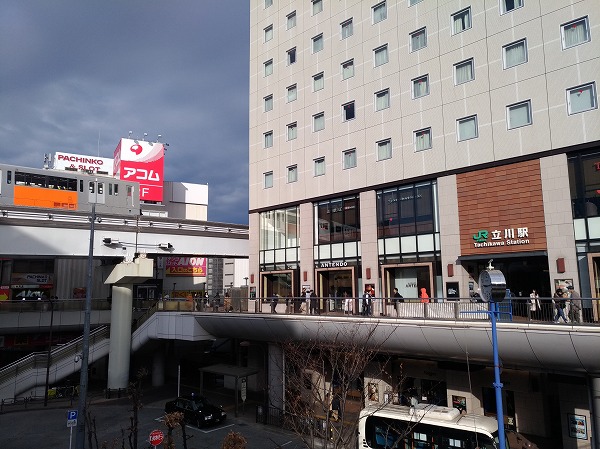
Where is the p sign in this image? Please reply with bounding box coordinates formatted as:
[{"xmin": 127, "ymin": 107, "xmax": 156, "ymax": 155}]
[
  {"xmin": 67, "ymin": 410, "xmax": 78, "ymax": 428},
  {"xmin": 149, "ymin": 429, "xmax": 164, "ymax": 447}
]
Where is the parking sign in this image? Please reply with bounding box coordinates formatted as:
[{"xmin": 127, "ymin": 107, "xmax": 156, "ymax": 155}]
[{"xmin": 67, "ymin": 410, "xmax": 78, "ymax": 428}]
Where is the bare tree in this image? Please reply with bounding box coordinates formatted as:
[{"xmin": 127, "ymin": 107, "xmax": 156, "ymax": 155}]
[
  {"xmin": 163, "ymin": 412, "xmax": 184, "ymax": 449},
  {"xmin": 126, "ymin": 367, "xmax": 148, "ymax": 449},
  {"xmin": 279, "ymin": 321, "xmax": 401, "ymax": 449}
]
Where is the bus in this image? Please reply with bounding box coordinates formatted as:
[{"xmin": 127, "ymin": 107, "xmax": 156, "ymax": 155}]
[{"xmin": 359, "ymin": 403, "xmax": 510, "ymax": 449}]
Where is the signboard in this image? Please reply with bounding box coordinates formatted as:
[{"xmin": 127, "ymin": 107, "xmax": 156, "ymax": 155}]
[
  {"xmin": 446, "ymin": 282, "xmax": 460, "ymax": 299},
  {"xmin": 241, "ymin": 377, "xmax": 247, "ymax": 402},
  {"xmin": 114, "ymin": 137, "xmax": 165, "ymax": 202},
  {"xmin": 67, "ymin": 410, "xmax": 78, "ymax": 428},
  {"xmin": 53, "ymin": 152, "xmax": 114, "ymax": 175},
  {"xmin": 568, "ymin": 414, "xmax": 588, "ymax": 439},
  {"xmin": 11, "ymin": 273, "xmax": 54, "ymax": 286},
  {"xmin": 149, "ymin": 429, "xmax": 164, "ymax": 446},
  {"xmin": 165, "ymin": 257, "xmax": 207, "ymax": 277}
]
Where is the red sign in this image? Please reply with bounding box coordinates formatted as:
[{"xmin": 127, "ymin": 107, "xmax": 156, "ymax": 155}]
[
  {"xmin": 149, "ymin": 429, "xmax": 164, "ymax": 446},
  {"xmin": 114, "ymin": 138, "xmax": 165, "ymax": 202}
]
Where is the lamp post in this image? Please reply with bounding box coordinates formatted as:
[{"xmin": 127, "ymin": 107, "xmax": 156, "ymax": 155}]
[
  {"xmin": 43, "ymin": 296, "xmax": 55, "ymax": 407},
  {"xmin": 75, "ymin": 201, "xmax": 96, "ymax": 449},
  {"xmin": 244, "ymin": 277, "xmax": 248, "ymax": 286}
]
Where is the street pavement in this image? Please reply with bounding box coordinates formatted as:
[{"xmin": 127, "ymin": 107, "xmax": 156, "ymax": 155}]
[{"xmin": 0, "ymin": 383, "xmax": 304, "ymax": 449}]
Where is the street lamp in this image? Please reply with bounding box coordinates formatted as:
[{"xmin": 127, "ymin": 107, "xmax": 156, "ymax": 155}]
[
  {"xmin": 43, "ymin": 296, "xmax": 55, "ymax": 407},
  {"xmin": 244, "ymin": 277, "xmax": 248, "ymax": 286}
]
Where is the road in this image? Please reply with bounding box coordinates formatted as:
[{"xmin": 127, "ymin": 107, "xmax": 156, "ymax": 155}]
[{"xmin": 0, "ymin": 385, "xmax": 304, "ymax": 449}]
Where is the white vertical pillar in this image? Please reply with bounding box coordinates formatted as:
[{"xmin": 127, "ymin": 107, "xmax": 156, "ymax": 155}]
[{"xmin": 107, "ymin": 284, "xmax": 133, "ymax": 389}]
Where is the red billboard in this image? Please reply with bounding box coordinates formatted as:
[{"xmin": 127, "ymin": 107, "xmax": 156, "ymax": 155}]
[{"xmin": 114, "ymin": 138, "xmax": 165, "ymax": 202}]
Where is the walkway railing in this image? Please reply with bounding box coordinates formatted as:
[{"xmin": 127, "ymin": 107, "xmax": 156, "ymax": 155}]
[{"xmin": 156, "ymin": 296, "xmax": 600, "ymax": 325}]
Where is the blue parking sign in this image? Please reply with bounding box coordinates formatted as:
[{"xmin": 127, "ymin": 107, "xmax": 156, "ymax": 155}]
[{"xmin": 68, "ymin": 410, "xmax": 78, "ymax": 420}]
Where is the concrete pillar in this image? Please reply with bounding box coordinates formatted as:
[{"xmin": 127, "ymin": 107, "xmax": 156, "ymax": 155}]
[
  {"xmin": 592, "ymin": 376, "xmax": 600, "ymax": 449},
  {"xmin": 107, "ymin": 284, "xmax": 133, "ymax": 389},
  {"xmin": 152, "ymin": 348, "xmax": 165, "ymax": 387}
]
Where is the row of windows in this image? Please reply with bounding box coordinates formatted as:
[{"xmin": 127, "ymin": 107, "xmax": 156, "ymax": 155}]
[
  {"xmin": 263, "ymin": 14, "xmax": 590, "ymax": 78},
  {"xmin": 264, "ymin": 0, "xmax": 529, "ymax": 29},
  {"xmin": 262, "ymin": 81, "xmax": 598, "ymax": 150},
  {"xmin": 262, "ymin": 81, "xmax": 598, "ymax": 188}
]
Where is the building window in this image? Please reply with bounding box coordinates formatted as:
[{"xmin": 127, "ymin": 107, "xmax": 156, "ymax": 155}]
[
  {"xmin": 507, "ymin": 100, "xmax": 532, "ymax": 129},
  {"xmin": 374, "ymin": 44, "xmax": 389, "ymax": 67},
  {"xmin": 452, "ymin": 8, "xmax": 471, "ymax": 35},
  {"xmin": 409, "ymin": 0, "xmax": 423, "ymax": 5},
  {"xmin": 314, "ymin": 157, "xmax": 325, "ymax": 176},
  {"xmin": 264, "ymin": 171, "xmax": 273, "ymax": 189},
  {"xmin": 410, "ymin": 28, "xmax": 427, "ymax": 52},
  {"xmin": 313, "ymin": 72, "xmax": 324, "ymax": 91},
  {"xmin": 287, "ymin": 122, "xmax": 297, "ymax": 140},
  {"xmin": 287, "ymin": 165, "xmax": 298, "ymax": 183},
  {"xmin": 503, "ymin": 39, "xmax": 527, "ymax": 69},
  {"xmin": 264, "ymin": 131, "xmax": 273, "ymax": 148},
  {"xmin": 377, "ymin": 139, "xmax": 392, "ymax": 161},
  {"xmin": 264, "ymin": 25, "xmax": 273, "ymax": 42},
  {"xmin": 312, "ymin": 0, "xmax": 323, "ymax": 15},
  {"xmin": 373, "ymin": 2, "xmax": 387, "ymax": 24},
  {"xmin": 312, "ymin": 34, "xmax": 324, "ymax": 53},
  {"xmin": 454, "ymin": 59, "xmax": 474, "ymax": 85},
  {"xmin": 375, "ymin": 89, "xmax": 390, "ymax": 111},
  {"xmin": 500, "ymin": 0, "xmax": 523, "ymax": 14},
  {"xmin": 457, "ymin": 115, "xmax": 478, "ymax": 141},
  {"xmin": 287, "ymin": 84, "xmax": 297, "ymax": 102},
  {"xmin": 287, "ymin": 11, "xmax": 297, "ymax": 29},
  {"xmin": 343, "ymin": 101, "xmax": 355, "ymax": 121},
  {"xmin": 264, "ymin": 94, "xmax": 273, "ymax": 112},
  {"xmin": 414, "ymin": 128, "xmax": 432, "ymax": 151},
  {"xmin": 316, "ymin": 196, "xmax": 361, "ymax": 244},
  {"xmin": 264, "ymin": 59, "xmax": 273, "ymax": 77},
  {"xmin": 412, "ymin": 75, "xmax": 429, "ymax": 99},
  {"xmin": 287, "ymin": 47, "xmax": 297, "ymax": 65},
  {"xmin": 562, "ymin": 17, "xmax": 590, "ymax": 49},
  {"xmin": 342, "ymin": 59, "xmax": 354, "ymax": 80},
  {"xmin": 343, "ymin": 149, "xmax": 357, "ymax": 169},
  {"xmin": 341, "ymin": 19, "xmax": 353, "ymax": 39},
  {"xmin": 314, "ymin": 112, "xmax": 325, "ymax": 131},
  {"xmin": 265, "ymin": 0, "xmax": 273, "ymax": 8},
  {"xmin": 567, "ymin": 82, "xmax": 597, "ymax": 115}
]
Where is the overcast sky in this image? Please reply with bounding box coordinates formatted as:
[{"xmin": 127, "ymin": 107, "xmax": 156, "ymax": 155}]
[{"xmin": 0, "ymin": 1, "xmax": 250, "ymax": 224}]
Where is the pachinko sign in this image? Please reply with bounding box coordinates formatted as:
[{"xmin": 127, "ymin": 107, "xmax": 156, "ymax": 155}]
[
  {"xmin": 165, "ymin": 257, "xmax": 206, "ymax": 277},
  {"xmin": 53, "ymin": 152, "xmax": 115, "ymax": 175},
  {"xmin": 113, "ymin": 138, "xmax": 165, "ymax": 202}
]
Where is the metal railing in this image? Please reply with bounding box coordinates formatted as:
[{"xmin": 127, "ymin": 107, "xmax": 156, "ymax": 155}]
[{"xmin": 156, "ymin": 296, "xmax": 600, "ymax": 325}]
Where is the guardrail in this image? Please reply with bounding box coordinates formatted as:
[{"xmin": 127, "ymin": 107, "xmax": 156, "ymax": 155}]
[{"xmin": 156, "ymin": 296, "xmax": 600, "ymax": 325}]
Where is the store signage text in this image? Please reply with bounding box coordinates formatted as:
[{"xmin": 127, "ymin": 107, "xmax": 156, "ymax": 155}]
[
  {"xmin": 472, "ymin": 227, "xmax": 530, "ymax": 248},
  {"xmin": 319, "ymin": 261, "xmax": 348, "ymax": 268}
]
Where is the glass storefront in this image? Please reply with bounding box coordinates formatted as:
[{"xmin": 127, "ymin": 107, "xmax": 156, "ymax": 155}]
[{"xmin": 377, "ymin": 181, "xmax": 441, "ymax": 298}]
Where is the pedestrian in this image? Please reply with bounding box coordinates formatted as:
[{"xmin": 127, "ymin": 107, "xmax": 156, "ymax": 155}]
[
  {"xmin": 270, "ymin": 293, "xmax": 279, "ymax": 313},
  {"xmin": 310, "ymin": 290, "xmax": 318, "ymax": 315},
  {"xmin": 343, "ymin": 291, "xmax": 352, "ymax": 315},
  {"xmin": 419, "ymin": 288, "xmax": 430, "ymax": 303},
  {"xmin": 529, "ymin": 289, "xmax": 540, "ymax": 321},
  {"xmin": 362, "ymin": 289, "xmax": 372, "ymax": 316},
  {"xmin": 567, "ymin": 285, "xmax": 582, "ymax": 323},
  {"xmin": 553, "ymin": 289, "xmax": 568, "ymax": 323},
  {"xmin": 393, "ymin": 287, "xmax": 403, "ymax": 317}
]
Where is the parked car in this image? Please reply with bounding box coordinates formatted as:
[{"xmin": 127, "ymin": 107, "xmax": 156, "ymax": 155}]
[
  {"xmin": 507, "ymin": 430, "xmax": 540, "ymax": 449},
  {"xmin": 164, "ymin": 394, "xmax": 227, "ymax": 427}
]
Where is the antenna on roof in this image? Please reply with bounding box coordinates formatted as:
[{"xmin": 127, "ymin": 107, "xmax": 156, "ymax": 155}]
[{"xmin": 128, "ymin": 130, "xmax": 133, "ymax": 138}]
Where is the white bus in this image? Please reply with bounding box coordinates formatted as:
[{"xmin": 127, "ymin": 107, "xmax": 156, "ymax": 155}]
[{"xmin": 359, "ymin": 403, "xmax": 510, "ymax": 449}]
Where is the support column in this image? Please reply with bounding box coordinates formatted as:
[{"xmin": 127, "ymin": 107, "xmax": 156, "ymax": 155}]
[
  {"xmin": 107, "ymin": 284, "xmax": 133, "ymax": 389},
  {"xmin": 152, "ymin": 348, "xmax": 165, "ymax": 387},
  {"xmin": 592, "ymin": 376, "xmax": 600, "ymax": 449}
]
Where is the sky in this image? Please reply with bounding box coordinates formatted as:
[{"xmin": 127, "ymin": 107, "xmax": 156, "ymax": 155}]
[{"xmin": 0, "ymin": 1, "xmax": 250, "ymax": 225}]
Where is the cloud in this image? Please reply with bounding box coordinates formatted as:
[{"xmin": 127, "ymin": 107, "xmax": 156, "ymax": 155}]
[{"xmin": 0, "ymin": 0, "xmax": 250, "ymax": 224}]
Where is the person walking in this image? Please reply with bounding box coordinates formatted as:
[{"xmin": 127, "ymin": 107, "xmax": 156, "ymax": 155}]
[
  {"xmin": 270, "ymin": 293, "xmax": 279, "ymax": 313},
  {"xmin": 393, "ymin": 287, "xmax": 403, "ymax": 317},
  {"xmin": 567, "ymin": 285, "xmax": 582, "ymax": 323},
  {"xmin": 553, "ymin": 289, "xmax": 568, "ymax": 323},
  {"xmin": 310, "ymin": 290, "xmax": 318, "ymax": 315},
  {"xmin": 362, "ymin": 289, "xmax": 372, "ymax": 316},
  {"xmin": 529, "ymin": 289, "xmax": 540, "ymax": 321}
]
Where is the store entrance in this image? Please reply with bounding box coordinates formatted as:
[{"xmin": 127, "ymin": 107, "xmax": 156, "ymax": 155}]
[
  {"xmin": 586, "ymin": 254, "xmax": 600, "ymax": 321},
  {"xmin": 261, "ymin": 270, "xmax": 295, "ymax": 299},
  {"xmin": 382, "ymin": 263, "xmax": 433, "ymax": 300},
  {"xmin": 315, "ymin": 268, "xmax": 355, "ymax": 312}
]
